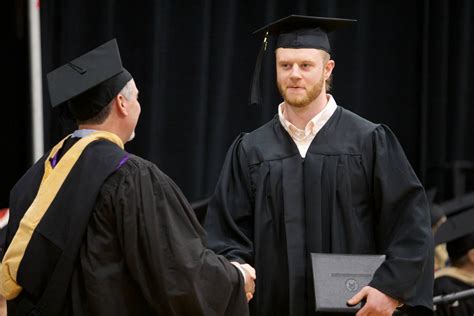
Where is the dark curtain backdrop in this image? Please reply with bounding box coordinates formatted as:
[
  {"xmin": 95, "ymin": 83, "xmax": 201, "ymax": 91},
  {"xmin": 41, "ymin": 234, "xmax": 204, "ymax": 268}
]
[{"xmin": 3, "ymin": 0, "xmax": 473, "ymax": 208}]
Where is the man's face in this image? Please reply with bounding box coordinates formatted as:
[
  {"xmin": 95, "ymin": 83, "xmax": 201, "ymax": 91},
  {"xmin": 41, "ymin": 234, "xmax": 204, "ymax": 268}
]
[{"xmin": 276, "ymin": 48, "xmax": 332, "ymax": 108}]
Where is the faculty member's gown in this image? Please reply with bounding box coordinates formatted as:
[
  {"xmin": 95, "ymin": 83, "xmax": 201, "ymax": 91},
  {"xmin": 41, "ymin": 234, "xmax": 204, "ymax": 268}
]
[{"xmin": 4, "ymin": 136, "xmax": 248, "ymax": 315}]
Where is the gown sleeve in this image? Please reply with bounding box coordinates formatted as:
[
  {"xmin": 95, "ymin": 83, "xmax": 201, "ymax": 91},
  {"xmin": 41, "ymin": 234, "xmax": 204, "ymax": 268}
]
[
  {"xmin": 204, "ymin": 134, "xmax": 255, "ymax": 265},
  {"xmin": 112, "ymin": 157, "xmax": 248, "ymax": 316},
  {"xmin": 368, "ymin": 125, "xmax": 434, "ymax": 308}
]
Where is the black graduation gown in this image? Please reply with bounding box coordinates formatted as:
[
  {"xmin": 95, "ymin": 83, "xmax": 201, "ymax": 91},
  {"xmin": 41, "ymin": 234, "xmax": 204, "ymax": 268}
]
[
  {"xmin": 68, "ymin": 154, "xmax": 248, "ymax": 315},
  {"xmin": 4, "ymin": 138, "xmax": 248, "ymax": 315},
  {"xmin": 434, "ymin": 275, "xmax": 474, "ymax": 316},
  {"xmin": 204, "ymin": 106, "xmax": 434, "ymax": 316}
]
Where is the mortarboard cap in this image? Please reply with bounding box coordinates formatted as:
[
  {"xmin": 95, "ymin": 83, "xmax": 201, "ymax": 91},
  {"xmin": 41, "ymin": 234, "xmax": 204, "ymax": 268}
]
[
  {"xmin": 438, "ymin": 191, "xmax": 474, "ymax": 217},
  {"xmin": 434, "ymin": 192, "xmax": 474, "ymax": 247},
  {"xmin": 434, "ymin": 207, "xmax": 474, "ymax": 246},
  {"xmin": 446, "ymin": 231, "xmax": 474, "ymax": 261},
  {"xmin": 249, "ymin": 15, "xmax": 356, "ymax": 106},
  {"xmin": 47, "ymin": 39, "xmax": 132, "ymax": 120}
]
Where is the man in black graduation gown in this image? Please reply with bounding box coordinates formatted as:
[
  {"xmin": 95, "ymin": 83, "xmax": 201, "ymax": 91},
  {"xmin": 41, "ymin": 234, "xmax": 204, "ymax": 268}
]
[
  {"xmin": 434, "ymin": 231, "xmax": 474, "ymax": 315},
  {"xmin": 204, "ymin": 15, "xmax": 433, "ymax": 316},
  {"xmin": 0, "ymin": 39, "xmax": 254, "ymax": 315}
]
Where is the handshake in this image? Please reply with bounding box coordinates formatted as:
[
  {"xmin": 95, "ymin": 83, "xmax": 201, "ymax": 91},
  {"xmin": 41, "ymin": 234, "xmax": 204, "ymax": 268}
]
[{"xmin": 231, "ymin": 262, "xmax": 256, "ymax": 302}]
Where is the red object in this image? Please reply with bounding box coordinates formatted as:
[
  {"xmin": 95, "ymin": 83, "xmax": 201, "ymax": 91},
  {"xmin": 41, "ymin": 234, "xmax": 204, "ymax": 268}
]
[{"xmin": 0, "ymin": 208, "xmax": 9, "ymax": 229}]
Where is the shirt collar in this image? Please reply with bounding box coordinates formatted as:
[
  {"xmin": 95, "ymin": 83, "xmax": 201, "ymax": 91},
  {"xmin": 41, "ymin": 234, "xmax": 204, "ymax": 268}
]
[
  {"xmin": 278, "ymin": 94, "xmax": 338, "ymax": 140},
  {"xmin": 71, "ymin": 129, "xmax": 98, "ymax": 138}
]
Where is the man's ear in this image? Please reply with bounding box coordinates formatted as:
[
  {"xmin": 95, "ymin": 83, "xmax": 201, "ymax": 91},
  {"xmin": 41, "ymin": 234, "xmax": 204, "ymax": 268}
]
[
  {"xmin": 324, "ymin": 60, "xmax": 335, "ymax": 80},
  {"xmin": 115, "ymin": 94, "xmax": 128, "ymax": 116}
]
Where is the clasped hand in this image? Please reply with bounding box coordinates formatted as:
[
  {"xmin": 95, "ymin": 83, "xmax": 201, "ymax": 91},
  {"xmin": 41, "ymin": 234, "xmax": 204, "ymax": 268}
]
[{"xmin": 231, "ymin": 262, "xmax": 256, "ymax": 302}]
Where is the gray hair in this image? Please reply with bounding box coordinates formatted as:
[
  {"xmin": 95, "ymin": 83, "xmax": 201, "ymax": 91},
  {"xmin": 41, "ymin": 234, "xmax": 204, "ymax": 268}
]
[
  {"xmin": 119, "ymin": 79, "xmax": 134, "ymax": 100},
  {"xmin": 76, "ymin": 79, "xmax": 134, "ymax": 125}
]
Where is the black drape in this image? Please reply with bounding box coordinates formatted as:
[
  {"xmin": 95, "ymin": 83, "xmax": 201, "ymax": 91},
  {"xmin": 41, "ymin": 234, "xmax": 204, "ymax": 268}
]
[
  {"xmin": 2, "ymin": 0, "xmax": 30, "ymax": 208},
  {"xmin": 3, "ymin": 0, "xmax": 473, "ymax": 207}
]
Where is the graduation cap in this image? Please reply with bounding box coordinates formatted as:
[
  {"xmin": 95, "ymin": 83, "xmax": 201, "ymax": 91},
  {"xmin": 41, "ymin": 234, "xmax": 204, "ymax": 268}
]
[
  {"xmin": 438, "ymin": 191, "xmax": 474, "ymax": 217},
  {"xmin": 446, "ymin": 231, "xmax": 474, "ymax": 261},
  {"xmin": 434, "ymin": 192, "xmax": 474, "ymax": 247},
  {"xmin": 249, "ymin": 15, "xmax": 357, "ymax": 106},
  {"xmin": 47, "ymin": 39, "xmax": 132, "ymax": 120}
]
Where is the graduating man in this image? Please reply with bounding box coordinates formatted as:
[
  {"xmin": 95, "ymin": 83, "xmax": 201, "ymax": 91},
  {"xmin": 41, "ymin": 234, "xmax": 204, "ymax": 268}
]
[
  {"xmin": 204, "ymin": 15, "xmax": 433, "ymax": 316},
  {"xmin": 0, "ymin": 39, "xmax": 254, "ymax": 315}
]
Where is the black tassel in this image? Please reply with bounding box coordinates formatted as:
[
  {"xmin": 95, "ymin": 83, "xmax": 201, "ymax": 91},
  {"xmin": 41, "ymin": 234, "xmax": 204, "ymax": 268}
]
[{"xmin": 249, "ymin": 32, "xmax": 268, "ymax": 106}]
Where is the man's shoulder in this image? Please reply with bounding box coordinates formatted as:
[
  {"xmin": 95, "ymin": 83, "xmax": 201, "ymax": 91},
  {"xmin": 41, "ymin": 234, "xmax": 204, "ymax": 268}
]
[
  {"xmin": 232, "ymin": 116, "xmax": 300, "ymax": 163},
  {"xmin": 10, "ymin": 151, "xmax": 50, "ymax": 197},
  {"xmin": 113, "ymin": 154, "xmax": 157, "ymax": 176},
  {"xmin": 240, "ymin": 115, "xmax": 279, "ymax": 145},
  {"xmin": 337, "ymin": 106, "xmax": 379, "ymax": 132},
  {"xmin": 107, "ymin": 154, "xmax": 173, "ymax": 186}
]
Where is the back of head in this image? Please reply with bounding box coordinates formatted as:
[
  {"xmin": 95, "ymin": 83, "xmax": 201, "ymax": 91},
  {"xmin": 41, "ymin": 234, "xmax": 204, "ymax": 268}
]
[
  {"xmin": 47, "ymin": 39, "xmax": 133, "ymax": 123},
  {"xmin": 68, "ymin": 71, "xmax": 132, "ymax": 124}
]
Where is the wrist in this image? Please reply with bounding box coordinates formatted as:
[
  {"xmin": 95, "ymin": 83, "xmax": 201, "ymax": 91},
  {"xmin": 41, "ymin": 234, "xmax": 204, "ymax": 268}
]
[{"xmin": 230, "ymin": 261, "xmax": 247, "ymax": 281}]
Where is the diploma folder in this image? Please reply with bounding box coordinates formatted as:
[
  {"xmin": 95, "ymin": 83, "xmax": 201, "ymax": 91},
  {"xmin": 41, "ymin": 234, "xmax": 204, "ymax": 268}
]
[{"xmin": 311, "ymin": 253, "xmax": 386, "ymax": 312}]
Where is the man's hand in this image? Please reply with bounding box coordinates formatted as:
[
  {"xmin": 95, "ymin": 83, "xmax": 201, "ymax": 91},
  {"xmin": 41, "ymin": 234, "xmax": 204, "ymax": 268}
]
[
  {"xmin": 231, "ymin": 262, "xmax": 256, "ymax": 302},
  {"xmin": 347, "ymin": 286, "xmax": 400, "ymax": 316}
]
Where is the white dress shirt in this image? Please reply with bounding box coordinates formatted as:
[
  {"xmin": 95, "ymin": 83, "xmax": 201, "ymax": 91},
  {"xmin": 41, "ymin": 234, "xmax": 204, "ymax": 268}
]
[{"xmin": 278, "ymin": 95, "xmax": 338, "ymax": 158}]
